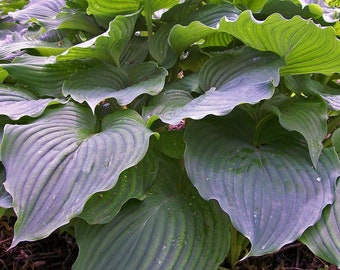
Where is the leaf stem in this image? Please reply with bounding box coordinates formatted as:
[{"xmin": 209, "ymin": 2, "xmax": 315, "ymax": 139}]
[
  {"xmin": 253, "ymin": 113, "xmax": 274, "ymax": 147},
  {"xmin": 144, "ymin": 0, "xmax": 153, "ymax": 41}
]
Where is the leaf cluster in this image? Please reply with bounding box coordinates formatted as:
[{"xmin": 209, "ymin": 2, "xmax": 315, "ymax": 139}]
[{"xmin": 0, "ymin": 0, "xmax": 339, "ymax": 268}]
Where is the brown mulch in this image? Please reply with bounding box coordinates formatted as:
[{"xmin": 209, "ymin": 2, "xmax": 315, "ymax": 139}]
[
  {"xmin": 0, "ymin": 215, "xmax": 339, "ymax": 270},
  {"xmin": 0, "ymin": 216, "xmax": 78, "ymax": 270}
]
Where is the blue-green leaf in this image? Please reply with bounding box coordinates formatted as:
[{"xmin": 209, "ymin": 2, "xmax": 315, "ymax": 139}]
[
  {"xmin": 262, "ymin": 95, "xmax": 328, "ymax": 168},
  {"xmin": 184, "ymin": 110, "xmax": 340, "ymax": 257},
  {"xmin": 300, "ymin": 182, "xmax": 340, "ymax": 267},
  {"xmin": 62, "ymin": 61, "xmax": 168, "ymax": 112},
  {"xmin": 144, "ymin": 47, "xmax": 283, "ymax": 125},
  {"xmin": 73, "ymin": 157, "xmax": 230, "ymax": 270},
  {"xmin": 1, "ymin": 103, "xmax": 154, "ymax": 246},
  {"xmin": 0, "ymin": 84, "xmax": 64, "ymax": 120}
]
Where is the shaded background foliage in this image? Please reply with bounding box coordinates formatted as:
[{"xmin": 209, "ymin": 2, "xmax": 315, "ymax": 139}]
[{"xmin": 0, "ymin": 0, "xmax": 339, "ymax": 269}]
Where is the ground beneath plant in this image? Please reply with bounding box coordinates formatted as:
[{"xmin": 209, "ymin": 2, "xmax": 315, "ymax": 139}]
[{"xmin": 0, "ymin": 216, "xmax": 339, "ymax": 270}]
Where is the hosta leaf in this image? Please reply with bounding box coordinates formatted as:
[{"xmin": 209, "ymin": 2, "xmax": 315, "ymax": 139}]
[
  {"xmin": 300, "ymin": 0, "xmax": 340, "ymax": 23},
  {"xmin": 149, "ymin": 0, "xmax": 179, "ymax": 12},
  {"xmin": 146, "ymin": 47, "xmax": 283, "ymax": 125},
  {"xmin": 57, "ymin": 12, "xmax": 139, "ymax": 66},
  {"xmin": 78, "ymin": 150, "xmax": 158, "ymax": 224},
  {"xmin": 120, "ymin": 36, "xmax": 149, "ymax": 68},
  {"xmin": 73, "ymin": 157, "xmax": 230, "ymax": 270},
  {"xmin": 184, "ymin": 110, "xmax": 340, "ymax": 257},
  {"xmin": 262, "ymin": 95, "xmax": 328, "ymax": 168},
  {"xmin": 148, "ymin": 23, "xmax": 177, "ymax": 68},
  {"xmin": 168, "ymin": 3, "xmax": 240, "ymax": 54},
  {"xmin": 285, "ymin": 75, "xmax": 340, "ymax": 110},
  {"xmin": 0, "ymin": 163, "xmax": 11, "ymax": 209},
  {"xmin": 0, "ymin": 56, "xmax": 85, "ymax": 98},
  {"xmin": 142, "ymin": 89, "xmax": 193, "ymax": 126},
  {"xmin": 233, "ymin": 0, "xmax": 266, "ymax": 12},
  {"xmin": 257, "ymin": 0, "xmax": 323, "ymax": 20},
  {"xmin": 1, "ymin": 103, "xmax": 154, "ymax": 246},
  {"xmin": 8, "ymin": 0, "xmax": 65, "ymax": 29},
  {"xmin": 0, "ymin": 34, "xmax": 68, "ymax": 60},
  {"xmin": 0, "ymin": 0, "xmax": 27, "ymax": 15},
  {"xmin": 332, "ymin": 129, "xmax": 340, "ymax": 156},
  {"xmin": 300, "ymin": 182, "xmax": 340, "ymax": 267},
  {"xmin": 219, "ymin": 11, "xmax": 340, "ymax": 75},
  {"xmin": 169, "ymin": 21, "xmax": 233, "ymax": 55},
  {"xmin": 62, "ymin": 61, "xmax": 168, "ymax": 112},
  {"xmin": 0, "ymin": 84, "xmax": 64, "ymax": 120},
  {"xmin": 164, "ymin": 73, "xmax": 201, "ymax": 93},
  {"xmin": 87, "ymin": 0, "xmax": 140, "ymax": 18},
  {"xmin": 156, "ymin": 131, "xmax": 186, "ymax": 159},
  {"xmin": 58, "ymin": 13, "xmax": 102, "ymax": 35}
]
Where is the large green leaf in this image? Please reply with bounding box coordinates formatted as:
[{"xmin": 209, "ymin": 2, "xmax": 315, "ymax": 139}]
[
  {"xmin": 57, "ymin": 12, "xmax": 139, "ymax": 66},
  {"xmin": 0, "ymin": 103, "xmax": 154, "ymax": 246},
  {"xmin": 300, "ymin": 182, "xmax": 340, "ymax": 267},
  {"xmin": 73, "ymin": 157, "xmax": 230, "ymax": 270},
  {"xmin": 219, "ymin": 10, "xmax": 340, "ymax": 75},
  {"xmin": 0, "ymin": 56, "xmax": 85, "ymax": 98},
  {"xmin": 62, "ymin": 61, "xmax": 168, "ymax": 112},
  {"xmin": 144, "ymin": 47, "xmax": 283, "ymax": 125},
  {"xmin": 168, "ymin": 3, "xmax": 240, "ymax": 54},
  {"xmin": 262, "ymin": 95, "xmax": 328, "ymax": 168},
  {"xmin": 184, "ymin": 110, "xmax": 340, "ymax": 257},
  {"xmin": 0, "ymin": 84, "xmax": 64, "ymax": 120},
  {"xmin": 78, "ymin": 150, "xmax": 158, "ymax": 224},
  {"xmin": 87, "ymin": 0, "xmax": 141, "ymax": 18}
]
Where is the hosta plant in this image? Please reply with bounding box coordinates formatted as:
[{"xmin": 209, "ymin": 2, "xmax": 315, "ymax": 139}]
[{"xmin": 0, "ymin": 0, "xmax": 340, "ymax": 269}]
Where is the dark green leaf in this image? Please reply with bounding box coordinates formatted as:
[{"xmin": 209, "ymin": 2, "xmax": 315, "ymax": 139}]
[
  {"xmin": 73, "ymin": 157, "xmax": 230, "ymax": 270},
  {"xmin": 78, "ymin": 150, "xmax": 158, "ymax": 224},
  {"xmin": 184, "ymin": 110, "xmax": 340, "ymax": 256},
  {"xmin": 262, "ymin": 95, "xmax": 328, "ymax": 168},
  {"xmin": 300, "ymin": 182, "xmax": 340, "ymax": 267},
  {"xmin": 63, "ymin": 61, "xmax": 168, "ymax": 112},
  {"xmin": 58, "ymin": 12, "xmax": 139, "ymax": 66}
]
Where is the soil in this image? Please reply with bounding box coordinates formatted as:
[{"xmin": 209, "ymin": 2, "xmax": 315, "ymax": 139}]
[{"xmin": 0, "ymin": 215, "xmax": 339, "ymax": 270}]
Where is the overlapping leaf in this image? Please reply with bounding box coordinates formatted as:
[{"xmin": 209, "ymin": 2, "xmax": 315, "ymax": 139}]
[
  {"xmin": 300, "ymin": 182, "xmax": 340, "ymax": 267},
  {"xmin": 87, "ymin": 0, "xmax": 141, "ymax": 18},
  {"xmin": 218, "ymin": 11, "xmax": 340, "ymax": 75},
  {"xmin": 73, "ymin": 157, "xmax": 230, "ymax": 270},
  {"xmin": 8, "ymin": 0, "xmax": 65, "ymax": 29},
  {"xmin": 62, "ymin": 61, "xmax": 168, "ymax": 112},
  {"xmin": 184, "ymin": 110, "xmax": 340, "ymax": 257},
  {"xmin": 0, "ymin": 56, "xmax": 85, "ymax": 97},
  {"xmin": 1, "ymin": 103, "xmax": 154, "ymax": 246},
  {"xmin": 285, "ymin": 75, "xmax": 340, "ymax": 110},
  {"xmin": 144, "ymin": 47, "xmax": 283, "ymax": 125},
  {"xmin": 262, "ymin": 95, "xmax": 328, "ymax": 168},
  {"xmin": 57, "ymin": 12, "xmax": 139, "ymax": 66},
  {"xmin": 332, "ymin": 129, "xmax": 340, "ymax": 156},
  {"xmin": 0, "ymin": 84, "xmax": 64, "ymax": 120},
  {"xmin": 168, "ymin": 3, "xmax": 240, "ymax": 54},
  {"xmin": 79, "ymin": 150, "xmax": 158, "ymax": 224}
]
